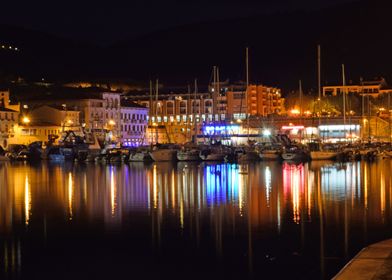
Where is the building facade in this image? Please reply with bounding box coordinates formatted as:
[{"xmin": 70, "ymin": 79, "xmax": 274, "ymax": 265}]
[
  {"xmin": 323, "ymin": 79, "xmax": 392, "ymax": 98},
  {"xmin": 226, "ymin": 84, "xmax": 284, "ymax": 118},
  {"xmin": 0, "ymin": 90, "xmax": 19, "ymax": 148},
  {"xmin": 120, "ymin": 100, "xmax": 149, "ymax": 147}
]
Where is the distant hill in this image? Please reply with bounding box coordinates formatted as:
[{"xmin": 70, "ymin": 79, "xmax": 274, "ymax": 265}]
[
  {"xmin": 0, "ymin": 24, "xmax": 102, "ymax": 82},
  {"xmin": 1, "ymin": 0, "xmax": 392, "ymax": 92}
]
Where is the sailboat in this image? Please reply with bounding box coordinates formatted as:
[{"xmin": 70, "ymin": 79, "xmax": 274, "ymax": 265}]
[
  {"xmin": 177, "ymin": 80, "xmax": 202, "ymax": 161},
  {"xmin": 148, "ymin": 79, "xmax": 178, "ymax": 162},
  {"xmin": 237, "ymin": 47, "xmax": 260, "ymax": 162}
]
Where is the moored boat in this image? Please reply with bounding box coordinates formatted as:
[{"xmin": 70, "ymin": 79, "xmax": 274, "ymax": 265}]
[
  {"xmin": 310, "ymin": 151, "xmax": 339, "ymax": 160},
  {"xmin": 177, "ymin": 149, "xmax": 200, "ymax": 161},
  {"xmin": 282, "ymin": 145, "xmax": 309, "ymax": 161},
  {"xmin": 237, "ymin": 149, "xmax": 260, "ymax": 162},
  {"xmin": 199, "ymin": 148, "xmax": 227, "ymax": 161},
  {"xmin": 128, "ymin": 148, "xmax": 153, "ymax": 162},
  {"xmin": 149, "ymin": 144, "xmax": 178, "ymax": 162},
  {"xmin": 259, "ymin": 148, "xmax": 282, "ymax": 160}
]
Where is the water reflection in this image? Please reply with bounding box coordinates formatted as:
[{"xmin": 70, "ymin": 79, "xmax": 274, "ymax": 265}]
[{"xmin": 0, "ymin": 160, "xmax": 392, "ymax": 279}]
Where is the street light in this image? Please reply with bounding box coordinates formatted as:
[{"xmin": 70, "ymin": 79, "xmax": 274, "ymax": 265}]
[
  {"xmin": 108, "ymin": 120, "xmax": 116, "ymax": 126},
  {"xmin": 22, "ymin": 116, "xmax": 30, "ymax": 124}
]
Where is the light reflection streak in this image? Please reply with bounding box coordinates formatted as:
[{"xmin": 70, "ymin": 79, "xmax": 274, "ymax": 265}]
[
  {"xmin": 307, "ymin": 171, "xmax": 314, "ymax": 219},
  {"xmin": 68, "ymin": 172, "xmax": 73, "ymax": 220},
  {"xmin": 153, "ymin": 165, "xmax": 158, "ymax": 209},
  {"xmin": 24, "ymin": 175, "xmax": 31, "ymax": 225},
  {"xmin": 283, "ymin": 164, "xmax": 304, "ymax": 224},
  {"xmin": 364, "ymin": 163, "xmax": 368, "ymax": 209},
  {"xmin": 380, "ymin": 169, "xmax": 385, "ymax": 218},
  {"xmin": 110, "ymin": 168, "xmax": 117, "ymax": 216},
  {"xmin": 171, "ymin": 170, "xmax": 175, "ymax": 210},
  {"xmin": 265, "ymin": 166, "xmax": 271, "ymax": 206}
]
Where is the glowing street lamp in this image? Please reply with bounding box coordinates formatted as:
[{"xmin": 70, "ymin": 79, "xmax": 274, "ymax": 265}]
[
  {"xmin": 108, "ymin": 120, "xmax": 116, "ymax": 126},
  {"xmin": 22, "ymin": 116, "xmax": 30, "ymax": 124}
]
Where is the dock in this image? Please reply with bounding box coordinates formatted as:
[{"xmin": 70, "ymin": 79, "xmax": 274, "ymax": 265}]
[{"xmin": 333, "ymin": 239, "xmax": 392, "ymax": 279}]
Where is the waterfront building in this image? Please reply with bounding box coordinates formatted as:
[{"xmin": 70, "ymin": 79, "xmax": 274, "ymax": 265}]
[
  {"xmin": 0, "ymin": 90, "xmax": 20, "ymax": 148},
  {"xmin": 127, "ymin": 87, "xmax": 215, "ymax": 144},
  {"xmin": 126, "ymin": 83, "xmax": 284, "ymax": 144},
  {"xmin": 226, "ymin": 84, "xmax": 285, "ymax": 118},
  {"xmin": 8, "ymin": 105, "xmax": 82, "ymax": 146},
  {"xmin": 120, "ymin": 99, "xmax": 149, "ymax": 147},
  {"xmin": 24, "ymin": 89, "xmax": 122, "ymax": 140},
  {"xmin": 10, "ymin": 123, "xmax": 64, "ymax": 145},
  {"xmin": 29, "ymin": 105, "xmax": 81, "ymax": 131},
  {"xmin": 18, "ymin": 87, "xmax": 150, "ymax": 146},
  {"xmin": 323, "ymin": 78, "xmax": 392, "ymax": 98}
]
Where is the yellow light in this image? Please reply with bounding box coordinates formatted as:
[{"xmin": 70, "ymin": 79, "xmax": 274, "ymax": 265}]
[
  {"xmin": 108, "ymin": 120, "xmax": 115, "ymax": 126},
  {"xmin": 236, "ymin": 119, "xmax": 242, "ymax": 123},
  {"xmin": 67, "ymin": 119, "xmax": 73, "ymax": 124},
  {"xmin": 22, "ymin": 116, "xmax": 30, "ymax": 124},
  {"xmin": 68, "ymin": 173, "xmax": 73, "ymax": 220},
  {"xmin": 25, "ymin": 175, "xmax": 31, "ymax": 225},
  {"xmin": 290, "ymin": 109, "xmax": 300, "ymax": 115}
]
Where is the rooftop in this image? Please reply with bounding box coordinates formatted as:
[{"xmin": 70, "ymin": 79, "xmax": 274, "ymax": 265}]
[
  {"xmin": 120, "ymin": 99, "xmax": 148, "ymax": 109},
  {"xmin": 0, "ymin": 107, "xmax": 18, "ymax": 112}
]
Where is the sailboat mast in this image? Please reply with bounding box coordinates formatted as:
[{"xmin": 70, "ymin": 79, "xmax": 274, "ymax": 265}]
[
  {"xmin": 246, "ymin": 47, "xmax": 250, "ymax": 142},
  {"xmin": 317, "ymin": 45, "xmax": 321, "ymax": 126},
  {"xmin": 187, "ymin": 84, "xmax": 191, "ymax": 142},
  {"xmin": 299, "ymin": 80, "xmax": 303, "ymax": 120},
  {"xmin": 155, "ymin": 79, "xmax": 159, "ymax": 144},
  {"xmin": 194, "ymin": 79, "xmax": 198, "ymax": 144},
  {"xmin": 213, "ymin": 66, "xmax": 217, "ymax": 116},
  {"xmin": 342, "ymin": 64, "xmax": 346, "ymax": 133},
  {"xmin": 389, "ymin": 91, "xmax": 391, "ymax": 143},
  {"xmin": 149, "ymin": 80, "xmax": 153, "ymax": 145},
  {"xmin": 217, "ymin": 67, "xmax": 220, "ymax": 120}
]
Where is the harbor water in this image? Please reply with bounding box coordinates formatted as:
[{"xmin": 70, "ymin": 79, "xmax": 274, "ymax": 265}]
[{"xmin": 1, "ymin": 160, "xmax": 392, "ymax": 279}]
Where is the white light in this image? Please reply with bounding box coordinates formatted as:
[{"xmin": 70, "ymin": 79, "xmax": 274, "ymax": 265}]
[{"xmin": 263, "ymin": 129, "xmax": 271, "ymax": 136}]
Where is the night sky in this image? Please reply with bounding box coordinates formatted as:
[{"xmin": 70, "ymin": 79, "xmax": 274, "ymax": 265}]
[{"xmin": 1, "ymin": 0, "xmax": 354, "ymax": 44}]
